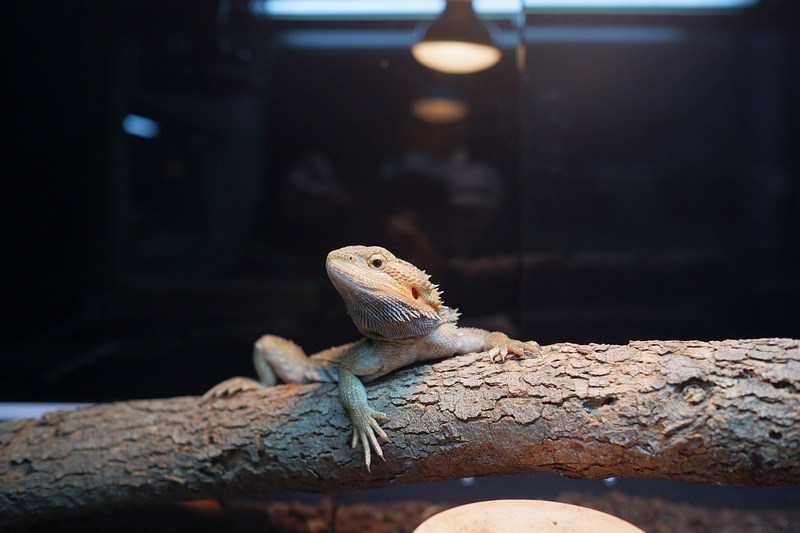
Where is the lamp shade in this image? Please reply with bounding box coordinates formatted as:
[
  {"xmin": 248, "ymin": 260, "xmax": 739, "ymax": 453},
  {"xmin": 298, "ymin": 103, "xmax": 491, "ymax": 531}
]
[{"xmin": 412, "ymin": 0, "xmax": 501, "ymax": 74}]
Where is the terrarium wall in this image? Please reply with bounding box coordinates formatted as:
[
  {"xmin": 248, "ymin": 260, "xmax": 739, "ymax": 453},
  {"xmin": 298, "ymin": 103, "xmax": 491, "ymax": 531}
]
[{"xmin": 3, "ymin": 0, "xmax": 800, "ymax": 529}]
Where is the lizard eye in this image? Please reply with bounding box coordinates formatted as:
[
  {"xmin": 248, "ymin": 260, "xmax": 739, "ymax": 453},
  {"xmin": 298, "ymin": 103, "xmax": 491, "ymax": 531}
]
[{"xmin": 368, "ymin": 253, "xmax": 386, "ymax": 269}]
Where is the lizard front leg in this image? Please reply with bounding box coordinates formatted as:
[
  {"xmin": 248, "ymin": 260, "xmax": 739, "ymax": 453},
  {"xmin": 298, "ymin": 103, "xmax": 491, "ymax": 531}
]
[
  {"xmin": 338, "ymin": 368, "xmax": 390, "ymax": 470},
  {"xmin": 422, "ymin": 323, "xmax": 541, "ymax": 363},
  {"xmin": 336, "ymin": 340, "xmax": 394, "ymax": 470},
  {"xmin": 202, "ymin": 335, "xmax": 342, "ymax": 400}
]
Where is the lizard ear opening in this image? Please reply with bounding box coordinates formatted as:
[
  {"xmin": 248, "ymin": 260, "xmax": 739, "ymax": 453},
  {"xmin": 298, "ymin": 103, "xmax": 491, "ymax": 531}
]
[{"xmin": 411, "ymin": 286, "xmax": 421, "ymax": 299}]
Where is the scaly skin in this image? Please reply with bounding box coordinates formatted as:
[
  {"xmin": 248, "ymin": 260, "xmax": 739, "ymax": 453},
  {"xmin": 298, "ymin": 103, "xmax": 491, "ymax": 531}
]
[{"xmin": 204, "ymin": 245, "xmax": 541, "ymax": 470}]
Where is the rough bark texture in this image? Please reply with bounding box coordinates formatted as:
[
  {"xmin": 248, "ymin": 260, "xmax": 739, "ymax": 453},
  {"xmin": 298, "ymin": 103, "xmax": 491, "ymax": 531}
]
[{"xmin": 2, "ymin": 338, "xmax": 799, "ymax": 529}]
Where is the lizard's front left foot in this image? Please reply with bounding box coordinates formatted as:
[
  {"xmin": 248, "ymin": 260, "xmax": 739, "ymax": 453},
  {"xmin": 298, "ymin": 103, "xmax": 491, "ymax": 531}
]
[{"xmin": 484, "ymin": 332, "xmax": 542, "ymax": 362}]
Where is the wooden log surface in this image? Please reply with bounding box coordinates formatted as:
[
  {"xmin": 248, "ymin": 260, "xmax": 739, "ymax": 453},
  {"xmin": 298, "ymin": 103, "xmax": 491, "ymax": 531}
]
[{"xmin": 2, "ymin": 338, "xmax": 799, "ymax": 529}]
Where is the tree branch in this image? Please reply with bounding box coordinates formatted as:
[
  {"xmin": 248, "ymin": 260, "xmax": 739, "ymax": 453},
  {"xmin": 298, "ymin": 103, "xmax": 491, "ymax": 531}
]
[{"xmin": 2, "ymin": 338, "xmax": 799, "ymax": 529}]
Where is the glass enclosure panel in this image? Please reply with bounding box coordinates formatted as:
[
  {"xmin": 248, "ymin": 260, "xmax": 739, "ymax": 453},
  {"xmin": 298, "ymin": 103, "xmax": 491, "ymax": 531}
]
[{"xmin": 5, "ymin": 0, "xmax": 800, "ymax": 527}]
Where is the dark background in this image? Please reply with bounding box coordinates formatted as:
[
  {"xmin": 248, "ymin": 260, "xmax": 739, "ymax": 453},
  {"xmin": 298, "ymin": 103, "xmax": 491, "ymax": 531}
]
[{"xmin": 3, "ymin": 0, "xmax": 799, "ymax": 518}]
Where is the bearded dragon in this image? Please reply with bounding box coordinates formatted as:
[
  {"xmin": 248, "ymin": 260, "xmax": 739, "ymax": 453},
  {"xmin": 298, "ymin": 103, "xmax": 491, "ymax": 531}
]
[{"xmin": 203, "ymin": 245, "xmax": 540, "ymax": 469}]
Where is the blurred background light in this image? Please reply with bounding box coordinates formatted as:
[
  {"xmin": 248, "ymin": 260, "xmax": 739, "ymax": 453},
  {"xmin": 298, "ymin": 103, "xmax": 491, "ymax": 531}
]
[
  {"xmin": 122, "ymin": 114, "xmax": 161, "ymax": 139},
  {"xmin": 411, "ymin": 96, "xmax": 470, "ymax": 123},
  {"xmin": 0, "ymin": 402, "xmax": 92, "ymax": 421},
  {"xmin": 253, "ymin": 0, "xmax": 757, "ymax": 18}
]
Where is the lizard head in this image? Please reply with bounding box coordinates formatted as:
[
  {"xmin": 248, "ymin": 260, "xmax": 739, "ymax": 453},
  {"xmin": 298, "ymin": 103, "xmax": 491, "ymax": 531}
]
[{"xmin": 326, "ymin": 245, "xmax": 444, "ymax": 340}]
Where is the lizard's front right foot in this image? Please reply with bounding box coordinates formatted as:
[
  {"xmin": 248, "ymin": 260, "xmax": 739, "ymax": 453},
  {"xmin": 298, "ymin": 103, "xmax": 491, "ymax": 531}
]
[
  {"xmin": 338, "ymin": 367, "xmax": 391, "ymax": 470},
  {"xmin": 202, "ymin": 377, "xmax": 263, "ymax": 402}
]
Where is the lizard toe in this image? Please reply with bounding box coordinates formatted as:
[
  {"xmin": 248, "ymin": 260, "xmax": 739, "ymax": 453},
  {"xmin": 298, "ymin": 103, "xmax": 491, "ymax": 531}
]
[
  {"xmin": 349, "ymin": 408, "xmax": 390, "ymax": 469},
  {"xmin": 201, "ymin": 377, "xmax": 262, "ymax": 402}
]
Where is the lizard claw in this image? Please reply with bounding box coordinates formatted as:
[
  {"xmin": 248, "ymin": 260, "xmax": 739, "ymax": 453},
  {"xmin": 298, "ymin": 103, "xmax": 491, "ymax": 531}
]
[{"xmin": 349, "ymin": 408, "xmax": 391, "ymax": 471}]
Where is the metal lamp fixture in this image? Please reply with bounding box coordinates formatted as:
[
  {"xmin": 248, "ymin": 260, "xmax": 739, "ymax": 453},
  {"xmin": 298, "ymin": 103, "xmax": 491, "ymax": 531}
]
[{"xmin": 411, "ymin": 0, "xmax": 501, "ymax": 74}]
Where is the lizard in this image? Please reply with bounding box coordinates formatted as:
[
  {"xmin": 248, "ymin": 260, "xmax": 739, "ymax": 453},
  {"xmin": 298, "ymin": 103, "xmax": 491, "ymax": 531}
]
[{"xmin": 203, "ymin": 245, "xmax": 541, "ymax": 469}]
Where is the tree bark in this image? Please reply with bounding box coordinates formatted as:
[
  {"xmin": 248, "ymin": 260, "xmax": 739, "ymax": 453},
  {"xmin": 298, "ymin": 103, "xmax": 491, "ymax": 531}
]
[{"xmin": 2, "ymin": 338, "xmax": 799, "ymax": 529}]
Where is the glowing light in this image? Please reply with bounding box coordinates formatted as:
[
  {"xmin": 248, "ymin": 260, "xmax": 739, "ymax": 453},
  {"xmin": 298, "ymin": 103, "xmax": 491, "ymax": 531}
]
[
  {"xmin": 253, "ymin": 0, "xmax": 521, "ymax": 17},
  {"xmin": 525, "ymin": 0, "xmax": 756, "ymax": 7},
  {"xmin": 412, "ymin": 41, "xmax": 501, "ymax": 74},
  {"xmin": 411, "ymin": 96, "xmax": 470, "ymax": 124},
  {"xmin": 122, "ymin": 114, "xmax": 161, "ymax": 139},
  {"xmin": 255, "ymin": 0, "xmax": 442, "ymax": 16},
  {"xmin": 0, "ymin": 402, "xmax": 93, "ymax": 421},
  {"xmin": 252, "ymin": 0, "xmax": 757, "ymax": 18}
]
